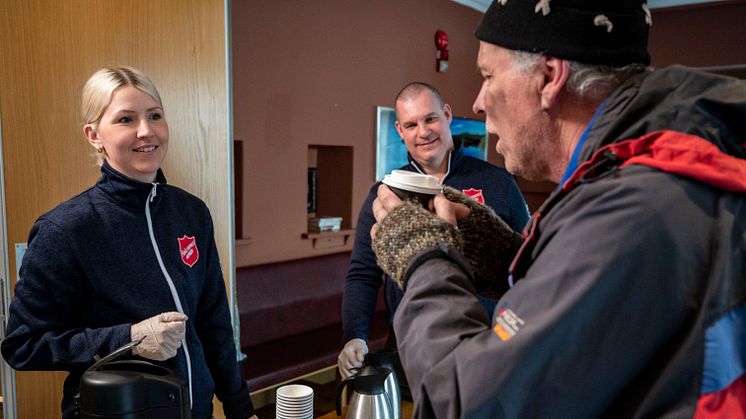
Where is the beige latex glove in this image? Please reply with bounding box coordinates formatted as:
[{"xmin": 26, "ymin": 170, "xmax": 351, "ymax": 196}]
[
  {"xmin": 337, "ymin": 338, "xmax": 368, "ymax": 379},
  {"xmin": 131, "ymin": 311, "xmax": 188, "ymax": 361}
]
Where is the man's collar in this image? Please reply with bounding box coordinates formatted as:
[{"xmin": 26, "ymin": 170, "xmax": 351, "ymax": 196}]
[
  {"xmin": 559, "ymin": 101, "xmax": 607, "ymax": 187},
  {"xmin": 407, "ymin": 141, "xmax": 462, "ymax": 182}
]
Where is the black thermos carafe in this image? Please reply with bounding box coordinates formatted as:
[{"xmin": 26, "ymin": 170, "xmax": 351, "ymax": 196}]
[{"xmin": 77, "ymin": 339, "xmax": 190, "ymax": 418}]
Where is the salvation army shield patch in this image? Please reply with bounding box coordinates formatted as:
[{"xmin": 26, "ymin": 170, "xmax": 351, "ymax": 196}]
[
  {"xmin": 462, "ymin": 188, "xmax": 485, "ymax": 205},
  {"xmin": 177, "ymin": 235, "xmax": 199, "ymax": 268}
]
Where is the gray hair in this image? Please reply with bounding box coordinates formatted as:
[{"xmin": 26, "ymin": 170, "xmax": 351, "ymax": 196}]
[{"xmin": 509, "ymin": 50, "xmax": 651, "ymax": 101}]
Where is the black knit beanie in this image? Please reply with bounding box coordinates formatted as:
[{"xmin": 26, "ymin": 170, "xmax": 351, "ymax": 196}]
[{"xmin": 475, "ymin": 0, "xmax": 652, "ymax": 66}]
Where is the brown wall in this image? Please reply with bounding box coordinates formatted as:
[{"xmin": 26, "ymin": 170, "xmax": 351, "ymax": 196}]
[
  {"xmin": 649, "ymin": 1, "xmax": 746, "ymax": 69},
  {"xmin": 0, "ymin": 1, "xmax": 229, "ymax": 416},
  {"xmin": 232, "ymin": 0, "xmax": 746, "ymax": 267},
  {"xmin": 232, "ymin": 0, "xmax": 489, "ymax": 265}
]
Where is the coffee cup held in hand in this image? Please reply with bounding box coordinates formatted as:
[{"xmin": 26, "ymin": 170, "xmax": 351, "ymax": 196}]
[{"xmin": 382, "ymin": 170, "xmax": 442, "ymax": 208}]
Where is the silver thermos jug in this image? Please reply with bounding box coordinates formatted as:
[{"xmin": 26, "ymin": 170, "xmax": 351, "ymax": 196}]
[
  {"xmin": 364, "ymin": 351, "xmax": 401, "ymax": 419},
  {"xmin": 336, "ymin": 366, "xmax": 394, "ymax": 419}
]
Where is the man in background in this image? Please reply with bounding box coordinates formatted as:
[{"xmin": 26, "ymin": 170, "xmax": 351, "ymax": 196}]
[
  {"xmin": 371, "ymin": 0, "xmax": 746, "ymax": 417},
  {"xmin": 338, "ymin": 82, "xmax": 529, "ymax": 384}
]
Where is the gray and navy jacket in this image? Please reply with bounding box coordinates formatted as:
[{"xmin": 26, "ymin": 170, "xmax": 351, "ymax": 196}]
[
  {"xmin": 394, "ymin": 66, "xmax": 746, "ymax": 418},
  {"xmin": 342, "ymin": 142, "xmax": 529, "ymax": 344},
  {"xmin": 1, "ymin": 161, "xmax": 253, "ymax": 419}
]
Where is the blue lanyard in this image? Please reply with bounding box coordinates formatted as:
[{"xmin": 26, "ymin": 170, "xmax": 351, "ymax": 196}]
[{"xmin": 559, "ymin": 101, "xmax": 607, "ymax": 186}]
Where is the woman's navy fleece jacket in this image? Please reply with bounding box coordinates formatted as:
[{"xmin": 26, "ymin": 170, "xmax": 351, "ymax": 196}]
[{"xmin": 1, "ymin": 162, "xmax": 252, "ymax": 419}]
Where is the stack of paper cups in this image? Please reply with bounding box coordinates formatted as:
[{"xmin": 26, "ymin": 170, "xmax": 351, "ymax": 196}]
[{"xmin": 276, "ymin": 384, "xmax": 314, "ymax": 419}]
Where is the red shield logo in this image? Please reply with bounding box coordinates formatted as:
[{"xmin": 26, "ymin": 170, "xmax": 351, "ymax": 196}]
[
  {"xmin": 177, "ymin": 235, "xmax": 199, "ymax": 268},
  {"xmin": 462, "ymin": 188, "xmax": 485, "ymax": 205}
]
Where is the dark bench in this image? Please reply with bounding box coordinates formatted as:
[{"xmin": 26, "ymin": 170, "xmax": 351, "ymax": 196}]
[{"xmin": 235, "ymin": 252, "xmax": 388, "ymax": 391}]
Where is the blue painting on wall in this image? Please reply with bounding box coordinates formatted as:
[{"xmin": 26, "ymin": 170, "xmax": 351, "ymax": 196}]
[{"xmin": 375, "ymin": 106, "xmax": 488, "ymax": 180}]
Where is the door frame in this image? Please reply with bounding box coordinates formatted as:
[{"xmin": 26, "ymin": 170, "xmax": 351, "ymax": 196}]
[{"xmin": 0, "ymin": 114, "xmax": 18, "ymax": 418}]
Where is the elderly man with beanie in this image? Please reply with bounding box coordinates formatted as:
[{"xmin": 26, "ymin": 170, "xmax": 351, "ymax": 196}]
[{"xmin": 370, "ymin": 0, "xmax": 746, "ymax": 417}]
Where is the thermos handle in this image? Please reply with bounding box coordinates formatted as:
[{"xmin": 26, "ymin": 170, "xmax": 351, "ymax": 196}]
[
  {"xmin": 86, "ymin": 337, "xmax": 145, "ymax": 372},
  {"xmin": 336, "ymin": 375, "xmax": 355, "ymax": 416}
]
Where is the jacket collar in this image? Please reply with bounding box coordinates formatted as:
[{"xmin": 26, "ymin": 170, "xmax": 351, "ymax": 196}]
[
  {"xmin": 95, "ymin": 160, "xmax": 167, "ymax": 211},
  {"xmin": 581, "ymin": 65, "xmax": 746, "ymax": 164},
  {"xmin": 406, "ymin": 141, "xmax": 464, "ymax": 182}
]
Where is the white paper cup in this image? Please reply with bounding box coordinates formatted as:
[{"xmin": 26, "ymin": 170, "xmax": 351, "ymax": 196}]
[
  {"xmin": 276, "ymin": 384, "xmax": 313, "ymax": 419},
  {"xmin": 276, "ymin": 384, "xmax": 314, "ymax": 399},
  {"xmin": 382, "ymin": 170, "xmax": 441, "ymax": 207}
]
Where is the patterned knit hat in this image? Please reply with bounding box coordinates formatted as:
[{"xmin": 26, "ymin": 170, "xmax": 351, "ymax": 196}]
[{"xmin": 475, "ymin": 0, "xmax": 652, "ymax": 65}]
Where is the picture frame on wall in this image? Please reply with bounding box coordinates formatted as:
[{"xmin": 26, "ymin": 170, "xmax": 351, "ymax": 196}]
[
  {"xmin": 375, "ymin": 106, "xmax": 404, "ymax": 181},
  {"xmin": 375, "ymin": 106, "xmax": 489, "ymax": 180}
]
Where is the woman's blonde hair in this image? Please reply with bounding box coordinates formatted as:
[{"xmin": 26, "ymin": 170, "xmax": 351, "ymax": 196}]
[{"xmin": 81, "ymin": 66, "xmax": 163, "ymax": 165}]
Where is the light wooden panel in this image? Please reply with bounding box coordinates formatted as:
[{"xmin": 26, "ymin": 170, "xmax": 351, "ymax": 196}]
[{"xmin": 0, "ymin": 1, "xmax": 230, "ymax": 417}]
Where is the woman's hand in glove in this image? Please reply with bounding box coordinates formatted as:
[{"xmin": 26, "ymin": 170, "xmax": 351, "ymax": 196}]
[{"xmin": 131, "ymin": 311, "xmax": 188, "ymax": 361}]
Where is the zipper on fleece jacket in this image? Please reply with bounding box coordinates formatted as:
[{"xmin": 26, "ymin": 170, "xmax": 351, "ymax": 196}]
[
  {"xmin": 408, "ymin": 149, "xmax": 453, "ymax": 184},
  {"xmin": 146, "ymin": 182, "xmax": 194, "ymax": 408}
]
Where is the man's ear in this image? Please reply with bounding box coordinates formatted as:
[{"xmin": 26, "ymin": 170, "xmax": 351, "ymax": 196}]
[
  {"xmin": 540, "ymin": 57, "xmax": 570, "ymax": 110},
  {"xmin": 83, "ymin": 124, "xmax": 100, "ymax": 150},
  {"xmin": 394, "ymin": 120, "xmax": 404, "ymax": 139},
  {"xmin": 442, "ymin": 103, "xmax": 453, "ymax": 123}
]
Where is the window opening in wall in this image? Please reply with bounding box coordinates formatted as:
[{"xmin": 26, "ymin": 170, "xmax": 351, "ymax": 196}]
[
  {"xmin": 304, "ymin": 145, "xmax": 355, "ymax": 249},
  {"xmin": 234, "ymin": 139, "xmax": 244, "ymax": 239}
]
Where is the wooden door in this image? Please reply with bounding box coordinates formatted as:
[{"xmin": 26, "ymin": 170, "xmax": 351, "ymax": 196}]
[{"xmin": 0, "ymin": 1, "xmax": 232, "ymax": 417}]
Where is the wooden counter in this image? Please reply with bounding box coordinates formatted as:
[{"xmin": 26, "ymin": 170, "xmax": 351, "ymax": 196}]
[{"xmin": 317, "ymin": 400, "xmax": 413, "ymax": 419}]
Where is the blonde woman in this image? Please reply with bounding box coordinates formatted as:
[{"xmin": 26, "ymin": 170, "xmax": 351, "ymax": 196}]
[{"xmin": 1, "ymin": 67, "xmax": 255, "ymax": 419}]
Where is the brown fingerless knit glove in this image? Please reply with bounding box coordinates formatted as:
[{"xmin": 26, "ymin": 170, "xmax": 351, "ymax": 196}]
[
  {"xmin": 442, "ymin": 186, "xmax": 523, "ymax": 299},
  {"xmin": 372, "ymin": 200, "xmax": 463, "ymax": 288}
]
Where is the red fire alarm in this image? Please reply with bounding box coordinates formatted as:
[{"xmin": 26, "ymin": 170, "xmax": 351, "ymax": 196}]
[{"xmin": 435, "ymin": 30, "xmax": 449, "ymax": 72}]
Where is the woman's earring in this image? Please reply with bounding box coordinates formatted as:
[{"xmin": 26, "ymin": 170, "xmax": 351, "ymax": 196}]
[{"xmin": 96, "ymin": 146, "xmax": 104, "ymax": 154}]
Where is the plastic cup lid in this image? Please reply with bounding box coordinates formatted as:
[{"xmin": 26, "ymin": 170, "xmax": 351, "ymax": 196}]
[{"xmin": 382, "ymin": 170, "xmax": 441, "ymax": 195}]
